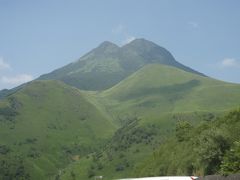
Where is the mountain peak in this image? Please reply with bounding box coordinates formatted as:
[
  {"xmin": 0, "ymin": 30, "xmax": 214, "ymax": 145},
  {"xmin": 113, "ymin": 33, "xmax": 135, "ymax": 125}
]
[
  {"xmin": 124, "ymin": 38, "xmax": 158, "ymax": 48},
  {"xmin": 91, "ymin": 41, "xmax": 119, "ymax": 55},
  {"xmin": 97, "ymin": 41, "xmax": 119, "ymax": 51},
  {"xmin": 39, "ymin": 38, "xmax": 205, "ymax": 91},
  {"xmin": 122, "ymin": 38, "xmax": 168, "ymax": 55},
  {"xmin": 122, "ymin": 38, "xmax": 176, "ymax": 63},
  {"xmin": 129, "ymin": 38, "xmax": 152, "ymax": 43},
  {"xmin": 99, "ymin": 41, "xmax": 119, "ymax": 48},
  {"xmin": 121, "ymin": 38, "xmax": 205, "ymax": 76}
]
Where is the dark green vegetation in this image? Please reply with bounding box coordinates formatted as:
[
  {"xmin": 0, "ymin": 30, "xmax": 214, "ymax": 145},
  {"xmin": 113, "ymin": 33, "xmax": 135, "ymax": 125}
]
[
  {"xmin": 0, "ymin": 39, "xmax": 240, "ymax": 179},
  {"xmin": 134, "ymin": 109, "xmax": 240, "ymax": 177},
  {"xmin": 60, "ymin": 109, "xmax": 240, "ymax": 180},
  {"xmin": 39, "ymin": 39, "xmax": 204, "ymax": 91}
]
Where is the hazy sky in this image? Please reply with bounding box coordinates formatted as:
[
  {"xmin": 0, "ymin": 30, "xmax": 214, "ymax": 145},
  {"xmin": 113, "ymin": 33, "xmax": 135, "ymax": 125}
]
[{"xmin": 0, "ymin": 0, "xmax": 240, "ymax": 89}]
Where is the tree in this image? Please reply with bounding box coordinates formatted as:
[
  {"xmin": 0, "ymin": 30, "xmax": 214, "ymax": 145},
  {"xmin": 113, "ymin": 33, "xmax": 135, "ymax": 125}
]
[
  {"xmin": 221, "ymin": 141, "xmax": 240, "ymax": 175},
  {"xmin": 194, "ymin": 129, "xmax": 229, "ymax": 174},
  {"xmin": 175, "ymin": 120, "xmax": 192, "ymax": 142},
  {"xmin": 87, "ymin": 168, "xmax": 96, "ymax": 178},
  {"xmin": 70, "ymin": 170, "xmax": 76, "ymax": 180}
]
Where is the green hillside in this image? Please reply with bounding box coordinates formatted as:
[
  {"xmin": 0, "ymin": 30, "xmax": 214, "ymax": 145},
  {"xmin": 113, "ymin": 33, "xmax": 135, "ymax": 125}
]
[
  {"xmin": 39, "ymin": 39, "xmax": 204, "ymax": 91},
  {"xmin": 99, "ymin": 64, "xmax": 240, "ymax": 123},
  {"xmin": 0, "ymin": 80, "xmax": 116, "ymax": 179},
  {"xmin": 59, "ymin": 64, "xmax": 240, "ymax": 180}
]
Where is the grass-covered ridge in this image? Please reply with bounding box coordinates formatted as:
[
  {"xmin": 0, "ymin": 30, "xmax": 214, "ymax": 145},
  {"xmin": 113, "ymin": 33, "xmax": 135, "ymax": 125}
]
[
  {"xmin": 0, "ymin": 80, "xmax": 116, "ymax": 179},
  {"xmin": 98, "ymin": 64, "xmax": 240, "ymax": 123}
]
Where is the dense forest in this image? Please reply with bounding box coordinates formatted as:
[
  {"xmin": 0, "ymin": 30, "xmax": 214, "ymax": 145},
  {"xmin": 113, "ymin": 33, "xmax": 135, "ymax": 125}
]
[{"xmin": 134, "ymin": 109, "xmax": 240, "ymax": 177}]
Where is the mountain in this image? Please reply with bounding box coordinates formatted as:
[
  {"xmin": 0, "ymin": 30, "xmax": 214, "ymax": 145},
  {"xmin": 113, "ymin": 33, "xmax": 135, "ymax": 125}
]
[
  {"xmin": 0, "ymin": 80, "xmax": 115, "ymax": 179},
  {"xmin": 1, "ymin": 39, "xmax": 240, "ymax": 179},
  {"xmin": 39, "ymin": 38, "xmax": 205, "ymax": 91}
]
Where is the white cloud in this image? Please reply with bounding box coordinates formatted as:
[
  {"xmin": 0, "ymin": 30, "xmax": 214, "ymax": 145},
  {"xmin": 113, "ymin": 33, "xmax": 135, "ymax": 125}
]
[
  {"xmin": 221, "ymin": 58, "xmax": 240, "ymax": 68},
  {"xmin": 121, "ymin": 36, "xmax": 136, "ymax": 45},
  {"xmin": 0, "ymin": 57, "xmax": 11, "ymax": 70},
  {"xmin": 112, "ymin": 24, "xmax": 136, "ymax": 46},
  {"xmin": 1, "ymin": 74, "xmax": 33, "ymax": 85},
  {"xmin": 188, "ymin": 21, "xmax": 199, "ymax": 28}
]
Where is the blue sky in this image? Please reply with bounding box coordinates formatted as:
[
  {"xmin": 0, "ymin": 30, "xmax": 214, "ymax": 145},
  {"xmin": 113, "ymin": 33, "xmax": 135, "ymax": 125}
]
[{"xmin": 0, "ymin": 0, "xmax": 240, "ymax": 89}]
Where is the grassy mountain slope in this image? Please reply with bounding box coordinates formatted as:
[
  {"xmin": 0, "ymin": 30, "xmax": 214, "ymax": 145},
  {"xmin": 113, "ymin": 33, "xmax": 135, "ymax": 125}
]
[
  {"xmin": 59, "ymin": 64, "xmax": 240, "ymax": 179},
  {"xmin": 0, "ymin": 80, "xmax": 116, "ymax": 179},
  {"xmin": 0, "ymin": 83, "xmax": 27, "ymax": 100},
  {"xmin": 39, "ymin": 39, "xmax": 204, "ymax": 91},
  {"xmin": 100, "ymin": 64, "xmax": 240, "ymax": 120}
]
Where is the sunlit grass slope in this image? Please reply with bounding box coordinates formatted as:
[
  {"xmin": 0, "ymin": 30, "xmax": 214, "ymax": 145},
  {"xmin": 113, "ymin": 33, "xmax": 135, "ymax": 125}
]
[
  {"xmin": 0, "ymin": 80, "xmax": 116, "ymax": 179},
  {"xmin": 100, "ymin": 64, "xmax": 240, "ymax": 121}
]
